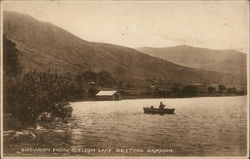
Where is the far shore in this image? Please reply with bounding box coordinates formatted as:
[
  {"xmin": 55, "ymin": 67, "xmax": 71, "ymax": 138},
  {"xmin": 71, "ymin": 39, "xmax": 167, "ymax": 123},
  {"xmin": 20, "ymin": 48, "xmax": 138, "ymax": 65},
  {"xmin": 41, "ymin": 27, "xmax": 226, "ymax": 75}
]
[{"xmin": 70, "ymin": 94, "xmax": 246, "ymax": 103}]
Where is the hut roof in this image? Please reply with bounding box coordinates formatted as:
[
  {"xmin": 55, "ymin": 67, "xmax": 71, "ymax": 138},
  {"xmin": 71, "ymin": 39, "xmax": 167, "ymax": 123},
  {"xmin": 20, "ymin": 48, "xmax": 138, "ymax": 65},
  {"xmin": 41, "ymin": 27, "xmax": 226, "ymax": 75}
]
[{"xmin": 96, "ymin": 90, "xmax": 117, "ymax": 96}]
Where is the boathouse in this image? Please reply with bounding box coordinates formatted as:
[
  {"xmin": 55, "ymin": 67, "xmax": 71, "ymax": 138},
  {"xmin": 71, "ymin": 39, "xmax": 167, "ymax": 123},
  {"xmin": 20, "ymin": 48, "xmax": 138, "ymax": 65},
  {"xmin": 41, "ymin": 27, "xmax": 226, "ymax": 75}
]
[{"xmin": 95, "ymin": 90, "xmax": 122, "ymax": 101}]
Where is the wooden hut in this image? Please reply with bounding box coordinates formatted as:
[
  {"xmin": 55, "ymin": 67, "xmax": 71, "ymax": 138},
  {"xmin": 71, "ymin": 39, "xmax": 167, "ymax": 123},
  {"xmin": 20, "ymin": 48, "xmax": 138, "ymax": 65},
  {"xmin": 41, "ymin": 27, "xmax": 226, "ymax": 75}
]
[{"xmin": 95, "ymin": 90, "xmax": 122, "ymax": 101}]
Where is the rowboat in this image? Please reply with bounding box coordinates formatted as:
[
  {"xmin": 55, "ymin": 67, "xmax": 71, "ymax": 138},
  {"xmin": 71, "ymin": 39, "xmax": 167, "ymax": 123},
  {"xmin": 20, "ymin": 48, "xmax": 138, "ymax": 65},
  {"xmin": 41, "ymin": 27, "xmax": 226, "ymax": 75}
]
[{"xmin": 143, "ymin": 107, "xmax": 175, "ymax": 114}]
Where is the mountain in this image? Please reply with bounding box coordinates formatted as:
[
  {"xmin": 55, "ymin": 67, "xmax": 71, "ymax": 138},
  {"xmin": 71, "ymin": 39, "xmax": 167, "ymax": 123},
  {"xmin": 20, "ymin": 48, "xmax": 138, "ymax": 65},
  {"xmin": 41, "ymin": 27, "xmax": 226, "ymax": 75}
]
[
  {"xmin": 138, "ymin": 45, "xmax": 246, "ymax": 75},
  {"xmin": 3, "ymin": 11, "xmax": 246, "ymax": 87}
]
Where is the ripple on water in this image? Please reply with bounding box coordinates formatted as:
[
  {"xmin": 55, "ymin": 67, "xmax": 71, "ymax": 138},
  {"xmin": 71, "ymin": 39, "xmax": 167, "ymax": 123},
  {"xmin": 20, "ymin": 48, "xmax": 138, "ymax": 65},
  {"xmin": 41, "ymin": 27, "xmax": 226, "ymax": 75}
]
[{"xmin": 3, "ymin": 96, "xmax": 247, "ymax": 157}]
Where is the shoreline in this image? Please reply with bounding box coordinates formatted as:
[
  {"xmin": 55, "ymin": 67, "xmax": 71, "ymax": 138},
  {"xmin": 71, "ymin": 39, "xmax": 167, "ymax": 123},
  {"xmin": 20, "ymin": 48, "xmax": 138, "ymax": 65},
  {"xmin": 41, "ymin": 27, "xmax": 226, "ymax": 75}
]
[{"xmin": 70, "ymin": 94, "xmax": 246, "ymax": 103}]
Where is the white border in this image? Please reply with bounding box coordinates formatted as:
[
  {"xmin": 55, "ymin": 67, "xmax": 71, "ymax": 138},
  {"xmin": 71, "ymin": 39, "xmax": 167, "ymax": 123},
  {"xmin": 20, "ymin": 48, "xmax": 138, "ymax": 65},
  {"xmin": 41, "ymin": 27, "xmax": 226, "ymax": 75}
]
[
  {"xmin": 247, "ymin": 0, "xmax": 250, "ymax": 158},
  {"xmin": 1, "ymin": 0, "xmax": 4, "ymax": 159}
]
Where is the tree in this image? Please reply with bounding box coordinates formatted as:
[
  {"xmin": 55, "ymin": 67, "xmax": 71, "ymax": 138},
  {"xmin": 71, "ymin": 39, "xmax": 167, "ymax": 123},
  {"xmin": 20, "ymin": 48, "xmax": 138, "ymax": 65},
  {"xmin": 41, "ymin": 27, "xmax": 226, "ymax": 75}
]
[
  {"xmin": 3, "ymin": 35, "xmax": 22, "ymax": 77},
  {"xmin": 3, "ymin": 35, "xmax": 23, "ymax": 115},
  {"xmin": 98, "ymin": 71, "xmax": 115, "ymax": 87},
  {"xmin": 171, "ymin": 83, "xmax": 183, "ymax": 95},
  {"xmin": 88, "ymin": 86, "xmax": 99, "ymax": 98},
  {"xmin": 4, "ymin": 71, "xmax": 80, "ymax": 127},
  {"xmin": 82, "ymin": 71, "xmax": 98, "ymax": 82},
  {"xmin": 219, "ymin": 84, "xmax": 226, "ymax": 93},
  {"xmin": 183, "ymin": 85, "xmax": 198, "ymax": 96},
  {"xmin": 208, "ymin": 87, "xmax": 216, "ymax": 93},
  {"xmin": 227, "ymin": 87, "xmax": 237, "ymax": 94}
]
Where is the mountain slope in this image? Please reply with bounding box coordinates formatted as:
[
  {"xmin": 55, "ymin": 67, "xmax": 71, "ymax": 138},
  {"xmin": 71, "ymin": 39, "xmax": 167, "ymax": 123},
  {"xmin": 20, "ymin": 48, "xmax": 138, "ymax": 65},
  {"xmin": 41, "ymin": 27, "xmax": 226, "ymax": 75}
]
[
  {"xmin": 3, "ymin": 11, "xmax": 246, "ymax": 87},
  {"xmin": 138, "ymin": 45, "xmax": 246, "ymax": 75}
]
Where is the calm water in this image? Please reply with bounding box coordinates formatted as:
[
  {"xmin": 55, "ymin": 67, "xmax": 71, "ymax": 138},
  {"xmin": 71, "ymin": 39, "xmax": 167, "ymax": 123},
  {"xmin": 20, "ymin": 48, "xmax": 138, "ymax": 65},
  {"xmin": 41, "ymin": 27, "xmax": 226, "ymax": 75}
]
[{"xmin": 4, "ymin": 96, "xmax": 247, "ymax": 157}]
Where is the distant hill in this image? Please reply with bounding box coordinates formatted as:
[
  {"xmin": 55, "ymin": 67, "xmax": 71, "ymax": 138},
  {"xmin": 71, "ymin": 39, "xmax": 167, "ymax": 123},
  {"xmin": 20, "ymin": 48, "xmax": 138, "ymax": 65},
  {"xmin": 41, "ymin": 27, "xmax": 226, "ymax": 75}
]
[
  {"xmin": 138, "ymin": 45, "xmax": 246, "ymax": 75},
  {"xmin": 3, "ymin": 11, "xmax": 246, "ymax": 87}
]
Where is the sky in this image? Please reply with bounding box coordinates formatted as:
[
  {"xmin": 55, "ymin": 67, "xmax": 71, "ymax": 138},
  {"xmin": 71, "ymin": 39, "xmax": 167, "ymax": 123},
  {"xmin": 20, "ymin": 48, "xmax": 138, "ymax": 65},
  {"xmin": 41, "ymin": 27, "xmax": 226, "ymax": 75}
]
[{"xmin": 2, "ymin": 1, "xmax": 249, "ymax": 53}]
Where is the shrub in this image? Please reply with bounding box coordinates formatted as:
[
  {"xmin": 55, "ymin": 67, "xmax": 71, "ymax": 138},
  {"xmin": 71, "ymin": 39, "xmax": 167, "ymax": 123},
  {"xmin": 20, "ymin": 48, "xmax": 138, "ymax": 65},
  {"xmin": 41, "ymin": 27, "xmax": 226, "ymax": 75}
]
[{"xmin": 183, "ymin": 85, "xmax": 198, "ymax": 96}]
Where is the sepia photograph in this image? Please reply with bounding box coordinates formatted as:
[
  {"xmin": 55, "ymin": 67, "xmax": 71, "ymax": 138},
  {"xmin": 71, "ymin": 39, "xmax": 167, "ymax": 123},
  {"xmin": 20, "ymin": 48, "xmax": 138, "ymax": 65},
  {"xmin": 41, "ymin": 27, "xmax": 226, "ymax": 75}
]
[{"xmin": 1, "ymin": 0, "xmax": 249, "ymax": 158}]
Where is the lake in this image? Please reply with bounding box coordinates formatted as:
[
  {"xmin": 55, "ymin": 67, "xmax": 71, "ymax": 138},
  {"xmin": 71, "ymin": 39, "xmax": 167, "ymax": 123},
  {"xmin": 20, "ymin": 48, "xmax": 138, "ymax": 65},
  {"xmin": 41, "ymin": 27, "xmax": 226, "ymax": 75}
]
[{"xmin": 3, "ymin": 96, "xmax": 247, "ymax": 157}]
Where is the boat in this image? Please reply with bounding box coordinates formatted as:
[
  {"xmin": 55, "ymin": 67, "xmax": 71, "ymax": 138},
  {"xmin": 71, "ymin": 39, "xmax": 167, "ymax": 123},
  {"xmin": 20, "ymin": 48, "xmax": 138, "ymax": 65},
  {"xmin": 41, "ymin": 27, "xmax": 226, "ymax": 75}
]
[{"xmin": 143, "ymin": 106, "xmax": 175, "ymax": 114}]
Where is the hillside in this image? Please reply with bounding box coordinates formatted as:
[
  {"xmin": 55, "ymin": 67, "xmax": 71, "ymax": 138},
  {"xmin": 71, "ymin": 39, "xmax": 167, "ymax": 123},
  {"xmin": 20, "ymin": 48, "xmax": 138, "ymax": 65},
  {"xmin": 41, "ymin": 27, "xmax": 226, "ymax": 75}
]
[
  {"xmin": 138, "ymin": 45, "xmax": 247, "ymax": 75},
  {"xmin": 3, "ymin": 11, "xmax": 246, "ymax": 87}
]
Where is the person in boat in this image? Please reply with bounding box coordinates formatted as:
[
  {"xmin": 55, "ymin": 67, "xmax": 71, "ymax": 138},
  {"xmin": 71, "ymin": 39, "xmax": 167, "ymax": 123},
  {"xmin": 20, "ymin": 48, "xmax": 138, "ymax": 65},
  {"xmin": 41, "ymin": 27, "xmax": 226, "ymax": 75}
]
[{"xmin": 159, "ymin": 101, "xmax": 166, "ymax": 109}]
